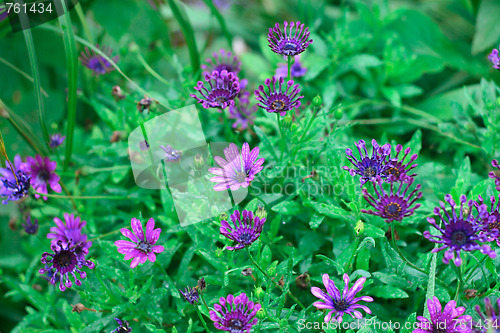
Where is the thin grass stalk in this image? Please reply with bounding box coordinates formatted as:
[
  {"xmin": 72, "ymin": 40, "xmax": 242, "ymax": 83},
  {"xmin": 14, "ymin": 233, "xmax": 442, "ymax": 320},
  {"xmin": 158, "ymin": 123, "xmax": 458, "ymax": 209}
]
[
  {"xmin": 0, "ymin": 56, "xmax": 48, "ymax": 97},
  {"xmin": 201, "ymin": 0, "xmax": 232, "ymax": 46}
]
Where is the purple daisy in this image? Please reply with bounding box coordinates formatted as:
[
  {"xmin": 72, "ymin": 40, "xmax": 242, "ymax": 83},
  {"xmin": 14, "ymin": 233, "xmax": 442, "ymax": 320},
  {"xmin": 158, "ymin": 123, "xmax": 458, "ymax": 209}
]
[
  {"xmin": 112, "ymin": 318, "xmax": 132, "ymax": 333},
  {"xmin": 49, "ymin": 133, "xmax": 65, "ymax": 148},
  {"xmin": 0, "ymin": 4, "xmax": 9, "ymax": 22},
  {"xmin": 21, "ymin": 155, "xmax": 61, "ymax": 200},
  {"xmin": 220, "ymin": 209, "xmax": 266, "ymax": 250},
  {"xmin": 362, "ymin": 178, "xmax": 422, "ymax": 223},
  {"xmin": 475, "ymin": 194, "xmax": 500, "ymax": 246},
  {"xmin": 475, "ymin": 298, "xmax": 500, "ymax": 332},
  {"xmin": 275, "ymin": 55, "xmax": 307, "ymax": 79},
  {"xmin": 489, "ymin": 160, "xmax": 500, "ymax": 191},
  {"xmin": 179, "ymin": 286, "xmax": 199, "ymax": 304},
  {"xmin": 228, "ymin": 91, "xmax": 257, "ymax": 130},
  {"xmin": 114, "ymin": 217, "xmax": 165, "ymax": 268},
  {"xmin": 190, "ymin": 70, "xmax": 240, "ymax": 110},
  {"xmin": 268, "ymin": 21, "xmax": 313, "ymax": 57},
  {"xmin": 39, "ymin": 240, "xmax": 95, "ymax": 292},
  {"xmin": 385, "ymin": 144, "xmax": 418, "ymax": 183},
  {"xmin": 201, "ymin": 49, "xmax": 241, "ymax": 75},
  {"xmin": 209, "ymin": 292, "xmax": 261, "ymax": 332},
  {"xmin": 79, "ymin": 44, "xmax": 119, "ymax": 76},
  {"xmin": 413, "ymin": 296, "xmax": 472, "ymax": 333},
  {"xmin": 160, "ymin": 145, "xmax": 182, "ymax": 163},
  {"xmin": 424, "ymin": 194, "xmax": 496, "ymax": 267},
  {"xmin": 22, "ymin": 216, "xmax": 38, "ymax": 235},
  {"xmin": 208, "ymin": 142, "xmax": 265, "ymax": 191},
  {"xmin": 311, "ymin": 273, "xmax": 373, "ymax": 323},
  {"xmin": 47, "ymin": 213, "xmax": 92, "ymax": 260},
  {"xmin": 343, "ymin": 139, "xmax": 392, "ymax": 186},
  {"xmin": 254, "ymin": 76, "xmax": 303, "ymax": 116},
  {"xmin": 488, "ymin": 47, "xmax": 500, "ymax": 71},
  {"xmin": 0, "ymin": 155, "xmax": 30, "ymax": 204}
]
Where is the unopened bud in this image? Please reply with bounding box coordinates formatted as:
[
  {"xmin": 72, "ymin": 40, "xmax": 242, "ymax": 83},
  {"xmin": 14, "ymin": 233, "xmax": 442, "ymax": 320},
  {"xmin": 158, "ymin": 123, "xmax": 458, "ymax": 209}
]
[
  {"xmin": 216, "ymin": 247, "xmax": 224, "ymax": 258},
  {"xmin": 355, "ymin": 220, "xmax": 364, "ymax": 235},
  {"xmin": 194, "ymin": 154, "xmax": 205, "ymax": 171},
  {"xmin": 312, "ymin": 95, "xmax": 322, "ymax": 107},
  {"xmin": 242, "ymin": 268, "xmax": 253, "ymax": 276},
  {"xmin": 334, "ymin": 108, "xmax": 343, "ymax": 120},
  {"xmin": 282, "ymin": 115, "xmax": 292, "ymax": 129},
  {"xmin": 197, "ymin": 277, "xmax": 206, "ymax": 291},
  {"xmin": 219, "ymin": 212, "xmax": 228, "ymax": 222},
  {"xmin": 255, "ymin": 205, "xmax": 267, "ymax": 220},
  {"xmin": 257, "ymin": 309, "xmax": 266, "ymax": 319},
  {"xmin": 128, "ymin": 42, "xmax": 139, "ymax": 53},
  {"xmin": 255, "ymin": 286, "xmax": 264, "ymax": 298}
]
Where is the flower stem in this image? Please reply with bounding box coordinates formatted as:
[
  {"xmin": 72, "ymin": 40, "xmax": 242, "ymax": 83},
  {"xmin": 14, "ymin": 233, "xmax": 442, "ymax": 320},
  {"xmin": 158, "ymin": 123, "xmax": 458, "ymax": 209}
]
[
  {"xmin": 276, "ymin": 114, "xmax": 287, "ymax": 163},
  {"xmin": 194, "ymin": 305, "xmax": 213, "ymax": 333},
  {"xmin": 33, "ymin": 191, "xmax": 129, "ymax": 200},
  {"xmin": 199, "ymin": 292, "xmax": 210, "ymax": 313},
  {"xmin": 390, "ymin": 222, "xmax": 427, "ymax": 275},
  {"xmin": 245, "ymin": 247, "xmax": 305, "ymax": 309},
  {"xmin": 87, "ymin": 227, "xmax": 128, "ymax": 243},
  {"xmin": 287, "ymin": 56, "xmax": 292, "ymax": 81}
]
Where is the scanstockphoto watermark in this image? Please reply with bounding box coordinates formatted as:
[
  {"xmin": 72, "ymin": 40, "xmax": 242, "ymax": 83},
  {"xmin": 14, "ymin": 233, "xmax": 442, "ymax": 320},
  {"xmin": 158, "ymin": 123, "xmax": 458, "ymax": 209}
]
[{"xmin": 298, "ymin": 318, "xmax": 420, "ymax": 332}]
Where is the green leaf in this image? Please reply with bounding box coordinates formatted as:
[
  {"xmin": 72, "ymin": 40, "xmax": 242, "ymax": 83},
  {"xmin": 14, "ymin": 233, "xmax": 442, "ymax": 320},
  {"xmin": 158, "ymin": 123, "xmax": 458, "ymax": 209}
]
[
  {"xmin": 424, "ymin": 252, "xmax": 437, "ymax": 319},
  {"xmin": 472, "ymin": 0, "xmax": 500, "ymax": 54},
  {"xmin": 309, "ymin": 213, "xmax": 325, "ymax": 230},
  {"xmin": 272, "ymin": 200, "xmax": 302, "ymax": 215},
  {"xmin": 368, "ymin": 285, "xmax": 409, "ymax": 299}
]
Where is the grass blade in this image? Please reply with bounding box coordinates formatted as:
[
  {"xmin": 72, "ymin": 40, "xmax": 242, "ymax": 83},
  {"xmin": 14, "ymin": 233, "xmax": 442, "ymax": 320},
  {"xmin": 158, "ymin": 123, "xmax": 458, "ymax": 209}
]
[{"xmin": 201, "ymin": 0, "xmax": 232, "ymax": 46}]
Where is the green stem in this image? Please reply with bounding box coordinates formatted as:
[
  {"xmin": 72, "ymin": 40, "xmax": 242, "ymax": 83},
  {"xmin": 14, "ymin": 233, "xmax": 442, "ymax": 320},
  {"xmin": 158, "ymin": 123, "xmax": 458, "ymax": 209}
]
[
  {"xmin": 277, "ymin": 114, "xmax": 286, "ymax": 163},
  {"xmin": 135, "ymin": 49, "xmax": 173, "ymax": 88},
  {"xmin": 88, "ymin": 227, "xmax": 128, "ymax": 242},
  {"xmin": 390, "ymin": 222, "xmax": 427, "ymax": 275},
  {"xmin": 195, "ymin": 306, "xmax": 213, "ymax": 333},
  {"xmin": 453, "ymin": 262, "xmax": 464, "ymax": 302},
  {"xmin": 199, "ymin": 292, "xmax": 210, "ymax": 313},
  {"xmin": 0, "ymin": 56, "xmax": 48, "ymax": 97},
  {"xmin": 74, "ymin": 3, "xmax": 93, "ymax": 44},
  {"xmin": 139, "ymin": 121, "xmax": 156, "ymax": 166},
  {"xmin": 292, "ymin": 107, "xmax": 319, "ymax": 157},
  {"xmin": 201, "ymin": 0, "xmax": 232, "ymax": 46},
  {"xmin": 287, "ymin": 56, "xmax": 292, "ymax": 81},
  {"xmin": 464, "ymin": 254, "xmax": 488, "ymax": 286},
  {"xmin": 33, "ymin": 191, "xmax": 129, "ymax": 200}
]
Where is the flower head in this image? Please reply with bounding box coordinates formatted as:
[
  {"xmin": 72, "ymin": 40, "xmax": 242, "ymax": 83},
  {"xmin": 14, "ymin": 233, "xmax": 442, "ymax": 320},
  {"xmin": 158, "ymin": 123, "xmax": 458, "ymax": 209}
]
[
  {"xmin": 209, "ymin": 292, "xmax": 261, "ymax": 332},
  {"xmin": 21, "ymin": 155, "xmax": 61, "ymax": 200},
  {"xmin": 201, "ymin": 49, "xmax": 241, "ymax": 75},
  {"xmin": 474, "ymin": 194, "xmax": 500, "ymax": 246},
  {"xmin": 489, "ymin": 47, "xmax": 500, "ymax": 71},
  {"xmin": 362, "ymin": 178, "xmax": 422, "ymax": 223},
  {"xmin": 424, "ymin": 194, "xmax": 496, "ymax": 267},
  {"xmin": 268, "ymin": 21, "xmax": 313, "ymax": 57},
  {"xmin": 0, "ymin": 155, "xmax": 30, "ymax": 204},
  {"xmin": 39, "ymin": 241, "xmax": 95, "ymax": 292},
  {"xmin": 413, "ymin": 296, "xmax": 472, "ymax": 333},
  {"xmin": 489, "ymin": 160, "xmax": 500, "ymax": 191},
  {"xmin": 49, "ymin": 134, "xmax": 65, "ymax": 148},
  {"xmin": 180, "ymin": 286, "xmax": 199, "ymax": 304},
  {"xmin": 386, "ymin": 144, "xmax": 418, "ymax": 182},
  {"xmin": 208, "ymin": 142, "xmax": 264, "ymax": 191},
  {"xmin": 475, "ymin": 298, "xmax": 500, "ymax": 333},
  {"xmin": 220, "ymin": 209, "xmax": 266, "ymax": 250},
  {"xmin": 47, "ymin": 213, "xmax": 92, "ymax": 261},
  {"xmin": 254, "ymin": 76, "xmax": 303, "ymax": 116},
  {"xmin": 79, "ymin": 45, "xmax": 118, "ymax": 75},
  {"xmin": 22, "ymin": 216, "xmax": 38, "ymax": 235},
  {"xmin": 160, "ymin": 145, "xmax": 181, "ymax": 162},
  {"xmin": 275, "ymin": 55, "xmax": 307, "ymax": 79},
  {"xmin": 343, "ymin": 139, "xmax": 392, "ymax": 185},
  {"xmin": 112, "ymin": 318, "xmax": 132, "ymax": 333},
  {"xmin": 190, "ymin": 70, "xmax": 240, "ymax": 109},
  {"xmin": 115, "ymin": 217, "xmax": 165, "ymax": 268},
  {"xmin": 228, "ymin": 91, "xmax": 257, "ymax": 130},
  {"xmin": 311, "ymin": 273, "xmax": 373, "ymax": 323}
]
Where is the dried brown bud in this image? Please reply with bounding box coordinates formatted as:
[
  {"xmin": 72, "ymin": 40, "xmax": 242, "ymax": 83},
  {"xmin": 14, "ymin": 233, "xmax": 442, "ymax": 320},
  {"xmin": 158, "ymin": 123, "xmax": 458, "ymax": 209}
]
[
  {"xmin": 110, "ymin": 131, "xmax": 123, "ymax": 143},
  {"xmin": 295, "ymin": 272, "xmax": 311, "ymax": 289},
  {"xmin": 242, "ymin": 268, "xmax": 253, "ymax": 276},
  {"xmin": 278, "ymin": 275, "xmax": 285, "ymax": 288},
  {"xmin": 197, "ymin": 277, "xmax": 206, "ymax": 291},
  {"xmin": 112, "ymin": 85, "xmax": 126, "ymax": 101},
  {"xmin": 72, "ymin": 303, "xmax": 86, "ymax": 313},
  {"xmin": 464, "ymin": 289, "xmax": 477, "ymax": 299}
]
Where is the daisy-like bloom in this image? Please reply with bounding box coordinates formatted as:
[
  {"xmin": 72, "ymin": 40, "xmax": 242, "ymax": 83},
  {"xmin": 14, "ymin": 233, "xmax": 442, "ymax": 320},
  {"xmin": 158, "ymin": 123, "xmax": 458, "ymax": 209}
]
[
  {"xmin": 268, "ymin": 21, "xmax": 313, "ymax": 57},
  {"xmin": 228, "ymin": 91, "xmax": 257, "ymax": 130},
  {"xmin": 21, "ymin": 155, "xmax": 61, "ymax": 200},
  {"xmin": 311, "ymin": 273, "xmax": 373, "ymax": 323},
  {"xmin": 201, "ymin": 49, "xmax": 241, "ymax": 75},
  {"xmin": 208, "ymin": 142, "xmax": 265, "ymax": 191},
  {"xmin": 0, "ymin": 4, "xmax": 9, "ymax": 22},
  {"xmin": 254, "ymin": 76, "xmax": 303, "ymax": 116},
  {"xmin": 489, "ymin": 160, "xmax": 500, "ymax": 191},
  {"xmin": 220, "ymin": 209, "xmax": 266, "ymax": 250},
  {"xmin": 136, "ymin": 95, "xmax": 158, "ymax": 113},
  {"xmin": 488, "ymin": 47, "xmax": 500, "ymax": 71},
  {"xmin": 160, "ymin": 145, "xmax": 181, "ymax": 162},
  {"xmin": 275, "ymin": 55, "xmax": 307, "ymax": 79},
  {"xmin": 413, "ymin": 296, "xmax": 472, "ymax": 333},
  {"xmin": 209, "ymin": 293, "xmax": 261, "ymax": 332},
  {"xmin": 112, "ymin": 318, "xmax": 132, "ymax": 333},
  {"xmin": 474, "ymin": 298, "xmax": 500, "ymax": 332},
  {"xmin": 343, "ymin": 139, "xmax": 392, "ymax": 186},
  {"xmin": 362, "ymin": 178, "xmax": 422, "ymax": 223},
  {"xmin": 114, "ymin": 217, "xmax": 165, "ymax": 268},
  {"xmin": 424, "ymin": 194, "xmax": 496, "ymax": 267},
  {"xmin": 474, "ymin": 194, "xmax": 500, "ymax": 246},
  {"xmin": 39, "ymin": 241, "xmax": 95, "ymax": 292},
  {"xmin": 0, "ymin": 155, "xmax": 30, "ymax": 204},
  {"xmin": 190, "ymin": 70, "xmax": 240, "ymax": 110},
  {"xmin": 79, "ymin": 44, "xmax": 119, "ymax": 76},
  {"xmin": 49, "ymin": 134, "xmax": 65, "ymax": 148},
  {"xmin": 385, "ymin": 144, "xmax": 418, "ymax": 183},
  {"xmin": 22, "ymin": 216, "xmax": 38, "ymax": 235},
  {"xmin": 47, "ymin": 213, "xmax": 92, "ymax": 260},
  {"xmin": 179, "ymin": 286, "xmax": 199, "ymax": 304}
]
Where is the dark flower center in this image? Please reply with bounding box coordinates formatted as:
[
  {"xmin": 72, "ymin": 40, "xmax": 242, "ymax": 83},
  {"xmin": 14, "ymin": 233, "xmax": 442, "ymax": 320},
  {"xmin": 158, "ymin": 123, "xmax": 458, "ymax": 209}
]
[
  {"xmin": 271, "ymin": 100, "xmax": 286, "ymax": 111},
  {"xmin": 136, "ymin": 241, "xmax": 152, "ymax": 253},
  {"xmin": 228, "ymin": 318, "xmax": 244, "ymax": 330},
  {"xmin": 235, "ymin": 171, "xmax": 247, "ymax": 183},
  {"xmin": 238, "ymin": 233, "xmax": 252, "ymax": 244},
  {"xmin": 52, "ymin": 250, "xmax": 77, "ymax": 273},
  {"xmin": 88, "ymin": 57, "xmax": 109, "ymax": 74},
  {"xmin": 215, "ymin": 96, "xmax": 228, "ymax": 105},
  {"xmin": 387, "ymin": 167, "xmax": 399, "ymax": 177},
  {"xmin": 214, "ymin": 64, "xmax": 235, "ymax": 73},
  {"xmin": 283, "ymin": 42, "xmax": 298, "ymax": 54},
  {"xmin": 432, "ymin": 322, "xmax": 448, "ymax": 333},
  {"xmin": 450, "ymin": 230, "xmax": 468, "ymax": 246},
  {"xmin": 385, "ymin": 203, "xmax": 401, "ymax": 217},
  {"xmin": 363, "ymin": 166, "xmax": 377, "ymax": 178},
  {"xmin": 38, "ymin": 168, "xmax": 51, "ymax": 182},
  {"xmin": 487, "ymin": 217, "xmax": 500, "ymax": 231},
  {"xmin": 333, "ymin": 299, "xmax": 350, "ymax": 311}
]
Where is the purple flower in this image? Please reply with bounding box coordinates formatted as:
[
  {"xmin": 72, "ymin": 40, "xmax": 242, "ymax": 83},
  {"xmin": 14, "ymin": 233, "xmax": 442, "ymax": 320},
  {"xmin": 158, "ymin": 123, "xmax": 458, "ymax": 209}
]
[
  {"xmin": 179, "ymin": 286, "xmax": 199, "ymax": 304},
  {"xmin": 47, "ymin": 213, "xmax": 92, "ymax": 260},
  {"xmin": 424, "ymin": 194, "xmax": 496, "ymax": 267},
  {"xmin": 190, "ymin": 70, "xmax": 240, "ymax": 109},
  {"xmin": 112, "ymin": 318, "xmax": 132, "ymax": 333},
  {"xmin": 160, "ymin": 145, "xmax": 182, "ymax": 162},
  {"xmin": 0, "ymin": 4, "xmax": 9, "ymax": 22},
  {"xmin": 228, "ymin": 91, "xmax": 257, "ymax": 130},
  {"xmin": 343, "ymin": 139, "xmax": 392, "ymax": 185},
  {"xmin": 209, "ymin": 293, "xmax": 261, "ymax": 332},
  {"xmin": 220, "ymin": 209, "xmax": 266, "ymax": 250},
  {"xmin": 39, "ymin": 241, "xmax": 95, "ymax": 292},
  {"xmin": 0, "ymin": 155, "xmax": 30, "ymax": 204},
  {"xmin": 488, "ymin": 47, "xmax": 500, "ymax": 70},
  {"xmin": 254, "ymin": 76, "xmax": 303, "ymax": 116},
  {"xmin": 208, "ymin": 142, "xmax": 265, "ymax": 191},
  {"xmin": 268, "ymin": 21, "xmax": 313, "ymax": 57},
  {"xmin": 386, "ymin": 144, "xmax": 418, "ymax": 183},
  {"xmin": 22, "ymin": 216, "xmax": 38, "ymax": 235},
  {"xmin": 489, "ymin": 160, "xmax": 500, "ymax": 191},
  {"xmin": 79, "ymin": 44, "xmax": 119, "ymax": 76},
  {"xmin": 475, "ymin": 298, "xmax": 500, "ymax": 333},
  {"xmin": 275, "ymin": 55, "xmax": 307, "ymax": 79},
  {"xmin": 21, "ymin": 155, "xmax": 61, "ymax": 200},
  {"xmin": 114, "ymin": 217, "xmax": 165, "ymax": 268},
  {"xmin": 49, "ymin": 134, "xmax": 65, "ymax": 148},
  {"xmin": 362, "ymin": 178, "xmax": 422, "ymax": 223},
  {"xmin": 413, "ymin": 296, "xmax": 472, "ymax": 333},
  {"xmin": 311, "ymin": 273, "xmax": 373, "ymax": 323},
  {"xmin": 201, "ymin": 49, "xmax": 241, "ymax": 75},
  {"xmin": 475, "ymin": 194, "xmax": 500, "ymax": 246}
]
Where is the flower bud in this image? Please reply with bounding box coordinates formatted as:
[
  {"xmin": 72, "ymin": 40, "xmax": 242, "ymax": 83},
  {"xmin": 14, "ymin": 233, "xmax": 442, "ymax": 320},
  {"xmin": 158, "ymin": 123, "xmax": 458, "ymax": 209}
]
[
  {"xmin": 256, "ymin": 309, "xmax": 266, "ymax": 319},
  {"xmin": 219, "ymin": 212, "xmax": 228, "ymax": 222},
  {"xmin": 194, "ymin": 154, "xmax": 205, "ymax": 171},
  {"xmin": 216, "ymin": 247, "xmax": 224, "ymax": 258},
  {"xmin": 355, "ymin": 220, "xmax": 364, "ymax": 235},
  {"xmin": 312, "ymin": 95, "xmax": 322, "ymax": 107},
  {"xmin": 197, "ymin": 277, "xmax": 206, "ymax": 291},
  {"xmin": 282, "ymin": 115, "xmax": 293, "ymax": 129},
  {"xmin": 334, "ymin": 108, "xmax": 343, "ymax": 120},
  {"xmin": 255, "ymin": 205, "xmax": 267, "ymax": 220},
  {"xmin": 255, "ymin": 286, "xmax": 264, "ymax": 298}
]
